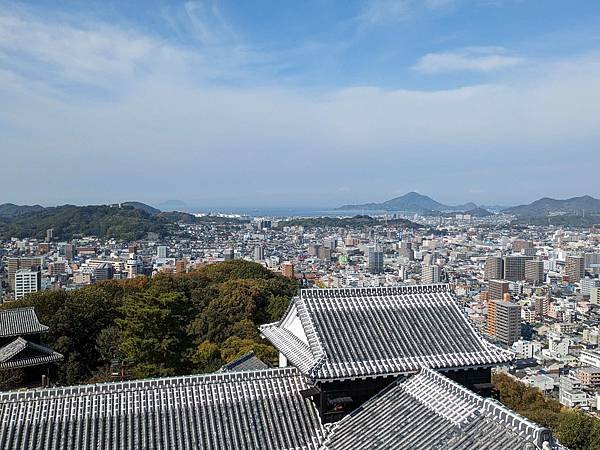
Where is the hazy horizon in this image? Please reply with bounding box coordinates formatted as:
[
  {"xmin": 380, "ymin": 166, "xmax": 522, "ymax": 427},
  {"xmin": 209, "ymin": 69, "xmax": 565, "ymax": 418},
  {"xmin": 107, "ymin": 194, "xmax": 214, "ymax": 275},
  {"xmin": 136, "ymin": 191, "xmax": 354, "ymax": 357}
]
[
  {"xmin": 2, "ymin": 191, "xmax": 599, "ymax": 212},
  {"xmin": 2, "ymin": 1, "xmax": 600, "ymax": 207}
]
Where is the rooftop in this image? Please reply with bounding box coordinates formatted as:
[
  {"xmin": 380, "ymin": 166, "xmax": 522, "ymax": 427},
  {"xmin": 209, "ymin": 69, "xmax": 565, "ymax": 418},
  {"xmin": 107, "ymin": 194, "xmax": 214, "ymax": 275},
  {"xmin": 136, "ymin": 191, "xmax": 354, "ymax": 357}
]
[
  {"xmin": 0, "ymin": 337, "xmax": 63, "ymax": 369},
  {"xmin": 0, "ymin": 367, "xmax": 325, "ymax": 450},
  {"xmin": 321, "ymin": 367, "xmax": 560, "ymax": 450},
  {"xmin": 0, "ymin": 308, "xmax": 48, "ymax": 338},
  {"xmin": 218, "ymin": 350, "xmax": 269, "ymax": 372},
  {"xmin": 261, "ymin": 284, "xmax": 513, "ymax": 380},
  {"xmin": 0, "ymin": 366, "xmax": 562, "ymax": 450}
]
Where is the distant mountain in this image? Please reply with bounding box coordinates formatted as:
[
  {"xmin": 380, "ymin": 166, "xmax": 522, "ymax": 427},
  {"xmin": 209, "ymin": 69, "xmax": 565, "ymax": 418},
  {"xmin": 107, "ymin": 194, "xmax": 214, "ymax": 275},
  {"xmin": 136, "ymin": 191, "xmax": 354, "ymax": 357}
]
[
  {"xmin": 157, "ymin": 200, "xmax": 188, "ymax": 211},
  {"xmin": 503, "ymin": 195, "xmax": 600, "ymax": 217},
  {"xmin": 338, "ymin": 192, "xmax": 477, "ymax": 213},
  {"xmin": 0, "ymin": 203, "xmax": 44, "ymax": 218},
  {"xmin": 464, "ymin": 207, "xmax": 493, "ymax": 217},
  {"xmin": 121, "ymin": 202, "xmax": 161, "ymax": 215}
]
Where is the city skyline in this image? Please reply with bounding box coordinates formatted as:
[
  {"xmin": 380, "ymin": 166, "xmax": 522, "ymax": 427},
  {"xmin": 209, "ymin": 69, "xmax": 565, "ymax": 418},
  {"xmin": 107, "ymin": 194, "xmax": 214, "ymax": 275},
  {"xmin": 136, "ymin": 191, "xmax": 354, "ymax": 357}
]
[{"xmin": 2, "ymin": 1, "xmax": 600, "ymax": 206}]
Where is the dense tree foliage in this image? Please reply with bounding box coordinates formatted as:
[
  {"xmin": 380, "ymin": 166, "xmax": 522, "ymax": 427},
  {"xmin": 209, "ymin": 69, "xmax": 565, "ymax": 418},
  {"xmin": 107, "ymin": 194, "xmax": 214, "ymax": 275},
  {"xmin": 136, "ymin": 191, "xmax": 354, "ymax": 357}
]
[
  {"xmin": 0, "ymin": 205, "xmax": 171, "ymax": 240},
  {"xmin": 493, "ymin": 372, "xmax": 600, "ymax": 449},
  {"xmin": 277, "ymin": 215, "xmax": 422, "ymax": 229},
  {"xmin": 514, "ymin": 214, "xmax": 600, "ymax": 229},
  {"xmin": 0, "ymin": 260, "xmax": 298, "ymax": 385}
]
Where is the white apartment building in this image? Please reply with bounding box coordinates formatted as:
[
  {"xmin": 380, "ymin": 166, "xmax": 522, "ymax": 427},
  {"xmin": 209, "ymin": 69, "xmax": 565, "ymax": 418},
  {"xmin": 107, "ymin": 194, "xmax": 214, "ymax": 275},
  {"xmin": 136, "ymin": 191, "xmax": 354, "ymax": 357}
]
[
  {"xmin": 580, "ymin": 349, "xmax": 600, "ymax": 368},
  {"xmin": 511, "ymin": 339, "xmax": 542, "ymax": 359},
  {"xmin": 14, "ymin": 269, "xmax": 40, "ymax": 300}
]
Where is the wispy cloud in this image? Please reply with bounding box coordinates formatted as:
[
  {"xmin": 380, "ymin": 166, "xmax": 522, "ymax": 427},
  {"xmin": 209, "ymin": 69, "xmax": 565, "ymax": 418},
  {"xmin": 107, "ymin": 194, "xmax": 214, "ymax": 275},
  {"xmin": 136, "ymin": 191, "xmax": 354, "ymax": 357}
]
[
  {"xmin": 357, "ymin": 0, "xmax": 456, "ymax": 26},
  {"xmin": 182, "ymin": 0, "xmax": 237, "ymax": 46},
  {"xmin": 0, "ymin": 9, "xmax": 191, "ymax": 95},
  {"xmin": 413, "ymin": 46, "xmax": 524, "ymax": 73}
]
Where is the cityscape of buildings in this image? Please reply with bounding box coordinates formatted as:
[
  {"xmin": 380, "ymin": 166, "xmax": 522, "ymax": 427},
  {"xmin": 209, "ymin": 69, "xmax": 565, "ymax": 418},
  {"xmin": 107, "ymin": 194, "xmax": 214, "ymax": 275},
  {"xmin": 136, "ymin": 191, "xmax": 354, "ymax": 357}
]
[{"xmin": 1, "ymin": 209, "xmax": 600, "ymax": 419}]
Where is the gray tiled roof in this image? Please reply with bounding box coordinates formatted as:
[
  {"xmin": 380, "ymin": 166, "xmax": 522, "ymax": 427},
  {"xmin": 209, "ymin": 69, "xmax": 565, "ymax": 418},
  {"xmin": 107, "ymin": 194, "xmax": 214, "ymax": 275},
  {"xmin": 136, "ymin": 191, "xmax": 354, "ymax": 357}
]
[
  {"xmin": 0, "ymin": 365, "xmax": 563, "ymax": 450},
  {"xmin": 0, "ymin": 337, "xmax": 63, "ymax": 369},
  {"xmin": 320, "ymin": 367, "xmax": 560, "ymax": 450},
  {"xmin": 261, "ymin": 285, "xmax": 513, "ymax": 380},
  {"xmin": 218, "ymin": 351, "xmax": 269, "ymax": 372},
  {"xmin": 0, "ymin": 367, "xmax": 326, "ymax": 450},
  {"xmin": 0, "ymin": 308, "xmax": 48, "ymax": 338}
]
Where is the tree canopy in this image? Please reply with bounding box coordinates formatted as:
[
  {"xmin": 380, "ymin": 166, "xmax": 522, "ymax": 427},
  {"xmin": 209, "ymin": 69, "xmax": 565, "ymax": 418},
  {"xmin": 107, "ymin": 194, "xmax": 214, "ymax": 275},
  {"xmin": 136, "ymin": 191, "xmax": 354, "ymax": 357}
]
[
  {"xmin": 0, "ymin": 260, "xmax": 298, "ymax": 385},
  {"xmin": 493, "ymin": 372, "xmax": 600, "ymax": 449}
]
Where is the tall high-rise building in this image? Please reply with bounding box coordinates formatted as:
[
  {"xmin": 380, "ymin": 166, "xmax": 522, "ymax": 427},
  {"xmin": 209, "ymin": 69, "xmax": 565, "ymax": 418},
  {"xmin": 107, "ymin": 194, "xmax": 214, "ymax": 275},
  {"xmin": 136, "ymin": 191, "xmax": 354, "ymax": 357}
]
[
  {"xmin": 317, "ymin": 246, "xmax": 332, "ymax": 261},
  {"xmin": 157, "ymin": 246, "xmax": 168, "ymax": 259},
  {"xmin": 368, "ymin": 248, "xmax": 384, "ymax": 274},
  {"xmin": 48, "ymin": 261, "xmax": 66, "ymax": 277},
  {"xmin": 484, "ymin": 257, "xmax": 503, "ymax": 281},
  {"xmin": 45, "ymin": 228, "xmax": 54, "ymax": 242},
  {"xmin": 565, "ymin": 256, "xmax": 585, "ymax": 282},
  {"xmin": 503, "ymin": 256, "xmax": 534, "ymax": 281},
  {"xmin": 254, "ymin": 245, "xmax": 265, "ymax": 262},
  {"xmin": 126, "ymin": 258, "xmax": 143, "ymax": 279},
  {"xmin": 223, "ymin": 248, "xmax": 235, "ymax": 261},
  {"xmin": 322, "ymin": 238, "xmax": 336, "ymax": 251},
  {"xmin": 581, "ymin": 278, "xmax": 600, "ymax": 296},
  {"xmin": 7, "ymin": 257, "xmax": 42, "ymax": 291},
  {"xmin": 591, "ymin": 287, "xmax": 600, "ymax": 305},
  {"xmin": 524, "ymin": 259, "xmax": 544, "ymax": 285},
  {"xmin": 399, "ymin": 242, "xmax": 414, "ymax": 261},
  {"xmin": 282, "ymin": 262, "xmax": 294, "ymax": 279},
  {"xmin": 585, "ymin": 253, "xmax": 600, "ymax": 268},
  {"xmin": 422, "ymin": 265, "xmax": 441, "ymax": 284},
  {"xmin": 487, "ymin": 300, "xmax": 521, "ymax": 345},
  {"xmin": 64, "ymin": 244, "xmax": 75, "ymax": 260},
  {"xmin": 489, "ymin": 280, "xmax": 510, "ymax": 301},
  {"xmin": 14, "ymin": 268, "xmax": 41, "ymax": 300},
  {"xmin": 175, "ymin": 259, "xmax": 187, "ymax": 274},
  {"xmin": 534, "ymin": 295, "xmax": 550, "ymax": 318}
]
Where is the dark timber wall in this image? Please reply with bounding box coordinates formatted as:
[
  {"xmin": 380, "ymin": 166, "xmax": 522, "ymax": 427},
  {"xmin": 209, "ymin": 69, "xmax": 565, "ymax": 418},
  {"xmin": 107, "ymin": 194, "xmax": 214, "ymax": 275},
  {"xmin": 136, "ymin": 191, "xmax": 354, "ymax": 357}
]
[{"xmin": 313, "ymin": 367, "xmax": 493, "ymax": 423}]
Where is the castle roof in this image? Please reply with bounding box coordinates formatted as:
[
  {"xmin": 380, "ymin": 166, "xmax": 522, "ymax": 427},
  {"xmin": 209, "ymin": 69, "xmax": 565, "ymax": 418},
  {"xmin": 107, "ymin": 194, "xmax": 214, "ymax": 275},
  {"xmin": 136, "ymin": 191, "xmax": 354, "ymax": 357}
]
[
  {"xmin": 0, "ymin": 308, "xmax": 48, "ymax": 338},
  {"xmin": 261, "ymin": 285, "xmax": 513, "ymax": 381}
]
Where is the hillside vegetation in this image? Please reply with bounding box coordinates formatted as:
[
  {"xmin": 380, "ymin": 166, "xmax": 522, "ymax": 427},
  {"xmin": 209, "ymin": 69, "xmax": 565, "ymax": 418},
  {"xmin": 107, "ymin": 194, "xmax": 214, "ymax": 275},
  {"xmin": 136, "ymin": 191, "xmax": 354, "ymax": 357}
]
[
  {"xmin": 0, "ymin": 203, "xmax": 44, "ymax": 218},
  {"xmin": 278, "ymin": 215, "xmax": 422, "ymax": 229},
  {"xmin": 0, "ymin": 205, "xmax": 170, "ymax": 241},
  {"xmin": 503, "ymin": 195, "xmax": 600, "ymax": 217},
  {"xmin": 493, "ymin": 372, "xmax": 600, "ymax": 450},
  {"xmin": 0, "ymin": 260, "xmax": 298, "ymax": 387}
]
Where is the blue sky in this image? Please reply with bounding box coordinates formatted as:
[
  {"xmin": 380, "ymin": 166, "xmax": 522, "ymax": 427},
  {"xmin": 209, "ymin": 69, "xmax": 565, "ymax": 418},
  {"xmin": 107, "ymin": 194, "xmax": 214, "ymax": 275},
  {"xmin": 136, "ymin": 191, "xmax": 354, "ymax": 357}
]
[{"xmin": 1, "ymin": 0, "xmax": 600, "ymax": 208}]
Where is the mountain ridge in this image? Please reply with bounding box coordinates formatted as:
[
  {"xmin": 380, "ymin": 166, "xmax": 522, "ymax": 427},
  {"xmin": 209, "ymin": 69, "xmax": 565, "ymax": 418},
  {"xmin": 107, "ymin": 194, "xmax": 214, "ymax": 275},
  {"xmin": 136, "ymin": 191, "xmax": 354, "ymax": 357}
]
[
  {"xmin": 0, "ymin": 203, "xmax": 45, "ymax": 218},
  {"xmin": 337, "ymin": 192, "xmax": 478, "ymax": 213},
  {"xmin": 502, "ymin": 195, "xmax": 600, "ymax": 216}
]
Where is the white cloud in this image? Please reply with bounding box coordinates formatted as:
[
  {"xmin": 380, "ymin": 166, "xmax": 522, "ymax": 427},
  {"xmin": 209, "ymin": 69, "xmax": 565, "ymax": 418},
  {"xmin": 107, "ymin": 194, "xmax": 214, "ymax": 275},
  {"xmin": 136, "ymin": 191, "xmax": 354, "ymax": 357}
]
[
  {"xmin": 413, "ymin": 46, "xmax": 524, "ymax": 73},
  {"xmin": 1, "ymin": 8, "xmax": 600, "ymax": 205}
]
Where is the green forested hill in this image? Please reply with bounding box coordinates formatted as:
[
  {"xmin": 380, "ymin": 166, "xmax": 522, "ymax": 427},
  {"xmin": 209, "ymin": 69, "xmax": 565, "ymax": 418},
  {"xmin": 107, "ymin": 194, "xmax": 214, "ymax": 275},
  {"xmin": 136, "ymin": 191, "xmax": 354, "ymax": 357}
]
[
  {"xmin": 0, "ymin": 203, "xmax": 44, "ymax": 218},
  {"xmin": 277, "ymin": 214, "xmax": 422, "ymax": 229},
  {"xmin": 0, "ymin": 204, "xmax": 170, "ymax": 240}
]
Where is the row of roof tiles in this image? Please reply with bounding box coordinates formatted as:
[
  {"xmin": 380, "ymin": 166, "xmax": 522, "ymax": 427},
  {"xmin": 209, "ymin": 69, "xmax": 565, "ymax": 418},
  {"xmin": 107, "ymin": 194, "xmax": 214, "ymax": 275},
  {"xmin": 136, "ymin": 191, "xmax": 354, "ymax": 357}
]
[
  {"xmin": 0, "ymin": 308, "xmax": 48, "ymax": 338},
  {"xmin": 261, "ymin": 285, "xmax": 513, "ymax": 380},
  {"xmin": 0, "ymin": 366, "xmax": 561, "ymax": 450}
]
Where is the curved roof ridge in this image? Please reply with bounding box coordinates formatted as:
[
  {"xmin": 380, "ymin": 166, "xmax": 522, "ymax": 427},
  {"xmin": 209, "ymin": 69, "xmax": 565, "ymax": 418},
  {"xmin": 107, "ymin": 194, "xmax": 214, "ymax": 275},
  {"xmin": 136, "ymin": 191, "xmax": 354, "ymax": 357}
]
[
  {"xmin": 0, "ymin": 367, "xmax": 302, "ymax": 402},
  {"xmin": 482, "ymin": 397, "xmax": 552, "ymax": 446}
]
